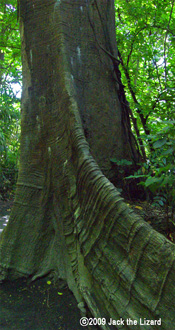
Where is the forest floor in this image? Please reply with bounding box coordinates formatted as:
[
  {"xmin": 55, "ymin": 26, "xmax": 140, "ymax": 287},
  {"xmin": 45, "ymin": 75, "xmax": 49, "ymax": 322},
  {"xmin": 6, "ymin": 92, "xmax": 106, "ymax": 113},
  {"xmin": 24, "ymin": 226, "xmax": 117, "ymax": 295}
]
[{"xmin": 0, "ymin": 277, "xmax": 89, "ymax": 330}]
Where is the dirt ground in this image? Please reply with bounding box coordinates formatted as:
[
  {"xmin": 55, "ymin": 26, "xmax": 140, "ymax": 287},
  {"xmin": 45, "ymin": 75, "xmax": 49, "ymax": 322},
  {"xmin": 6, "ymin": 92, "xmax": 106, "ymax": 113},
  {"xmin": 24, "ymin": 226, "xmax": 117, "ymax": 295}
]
[{"xmin": 0, "ymin": 277, "xmax": 89, "ymax": 330}]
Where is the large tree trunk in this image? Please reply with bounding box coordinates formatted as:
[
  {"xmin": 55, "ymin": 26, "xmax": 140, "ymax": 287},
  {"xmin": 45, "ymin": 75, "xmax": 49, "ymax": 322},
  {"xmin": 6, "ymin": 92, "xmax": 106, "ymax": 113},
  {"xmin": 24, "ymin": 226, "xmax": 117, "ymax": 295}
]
[{"xmin": 0, "ymin": 1, "xmax": 175, "ymax": 329}]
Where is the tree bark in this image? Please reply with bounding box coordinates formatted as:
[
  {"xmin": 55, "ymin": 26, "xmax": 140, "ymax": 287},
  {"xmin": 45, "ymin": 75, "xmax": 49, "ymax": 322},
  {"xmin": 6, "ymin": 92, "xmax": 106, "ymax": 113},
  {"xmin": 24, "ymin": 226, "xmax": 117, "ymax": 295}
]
[{"xmin": 0, "ymin": 1, "xmax": 175, "ymax": 329}]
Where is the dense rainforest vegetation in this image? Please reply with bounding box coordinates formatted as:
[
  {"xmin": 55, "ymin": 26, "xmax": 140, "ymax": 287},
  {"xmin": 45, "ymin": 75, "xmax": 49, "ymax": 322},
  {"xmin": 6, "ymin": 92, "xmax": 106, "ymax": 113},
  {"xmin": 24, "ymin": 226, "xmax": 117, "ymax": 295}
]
[
  {"xmin": 0, "ymin": 0, "xmax": 21, "ymax": 199},
  {"xmin": 115, "ymin": 0, "xmax": 175, "ymax": 216},
  {"xmin": 0, "ymin": 0, "xmax": 174, "ymax": 215}
]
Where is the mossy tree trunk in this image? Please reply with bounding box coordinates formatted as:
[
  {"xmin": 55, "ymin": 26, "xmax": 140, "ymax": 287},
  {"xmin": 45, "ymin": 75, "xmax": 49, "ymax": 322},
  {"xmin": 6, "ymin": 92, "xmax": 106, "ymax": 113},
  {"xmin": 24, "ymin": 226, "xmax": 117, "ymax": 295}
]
[{"xmin": 0, "ymin": 1, "xmax": 175, "ymax": 329}]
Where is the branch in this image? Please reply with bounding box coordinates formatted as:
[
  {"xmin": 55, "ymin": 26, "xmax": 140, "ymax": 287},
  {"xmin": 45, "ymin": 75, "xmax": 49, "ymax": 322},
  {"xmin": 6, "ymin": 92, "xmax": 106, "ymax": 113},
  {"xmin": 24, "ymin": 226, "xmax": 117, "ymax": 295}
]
[
  {"xmin": 126, "ymin": 23, "xmax": 175, "ymax": 67},
  {"xmin": 153, "ymin": 58, "xmax": 163, "ymax": 92},
  {"xmin": 163, "ymin": 0, "xmax": 174, "ymax": 89},
  {"xmin": 146, "ymin": 90, "xmax": 169, "ymax": 121},
  {"xmin": 0, "ymin": 43, "xmax": 21, "ymax": 50},
  {"xmin": 127, "ymin": 26, "xmax": 148, "ymax": 66}
]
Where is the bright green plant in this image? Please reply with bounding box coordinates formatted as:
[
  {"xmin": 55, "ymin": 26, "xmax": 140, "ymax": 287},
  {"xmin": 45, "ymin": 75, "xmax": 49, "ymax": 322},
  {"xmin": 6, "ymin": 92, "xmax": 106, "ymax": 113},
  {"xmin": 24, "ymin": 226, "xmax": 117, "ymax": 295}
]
[
  {"xmin": 127, "ymin": 120, "xmax": 175, "ymax": 221},
  {"xmin": 114, "ymin": 0, "xmax": 175, "ymax": 223},
  {"xmin": 115, "ymin": 0, "xmax": 175, "ymax": 156},
  {"xmin": 0, "ymin": 1, "xmax": 21, "ymax": 199}
]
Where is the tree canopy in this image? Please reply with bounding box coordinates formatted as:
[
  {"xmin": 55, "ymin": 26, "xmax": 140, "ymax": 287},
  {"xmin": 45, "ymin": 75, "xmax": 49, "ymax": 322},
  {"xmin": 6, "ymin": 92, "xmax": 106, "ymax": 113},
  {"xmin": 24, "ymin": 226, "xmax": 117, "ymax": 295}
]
[
  {"xmin": 116, "ymin": 0, "xmax": 175, "ymax": 135},
  {"xmin": 114, "ymin": 0, "xmax": 175, "ymax": 215}
]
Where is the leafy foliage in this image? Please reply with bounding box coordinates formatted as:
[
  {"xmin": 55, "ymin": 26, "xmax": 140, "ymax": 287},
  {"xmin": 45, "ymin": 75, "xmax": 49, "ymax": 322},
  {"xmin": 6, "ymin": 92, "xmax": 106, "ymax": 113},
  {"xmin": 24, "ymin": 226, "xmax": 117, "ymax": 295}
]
[
  {"xmin": 115, "ymin": 0, "xmax": 175, "ymax": 147},
  {"xmin": 115, "ymin": 0, "xmax": 175, "ymax": 219},
  {"xmin": 0, "ymin": 0, "xmax": 21, "ymax": 199},
  {"xmin": 127, "ymin": 120, "xmax": 175, "ymax": 221}
]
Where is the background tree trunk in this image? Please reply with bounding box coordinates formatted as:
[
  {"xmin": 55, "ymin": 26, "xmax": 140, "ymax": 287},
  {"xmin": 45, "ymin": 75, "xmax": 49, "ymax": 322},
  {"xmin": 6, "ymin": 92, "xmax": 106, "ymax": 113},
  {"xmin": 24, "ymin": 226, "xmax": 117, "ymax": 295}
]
[{"xmin": 0, "ymin": 1, "xmax": 175, "ymax": 329}]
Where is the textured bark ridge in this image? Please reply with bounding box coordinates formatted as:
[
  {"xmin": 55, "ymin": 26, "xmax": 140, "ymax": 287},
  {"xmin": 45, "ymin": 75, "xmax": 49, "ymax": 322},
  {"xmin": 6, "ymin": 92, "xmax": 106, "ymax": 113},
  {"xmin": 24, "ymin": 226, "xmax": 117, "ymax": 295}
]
[{"xmin": 0, "ymin": 1, "xmax": 175, "ymax": 329}]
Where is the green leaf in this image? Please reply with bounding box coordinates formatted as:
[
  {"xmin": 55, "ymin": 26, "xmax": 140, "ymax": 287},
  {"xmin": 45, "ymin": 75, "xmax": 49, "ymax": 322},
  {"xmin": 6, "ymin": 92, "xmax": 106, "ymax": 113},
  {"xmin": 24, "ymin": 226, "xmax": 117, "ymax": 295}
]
[
  {"xmin": 126, "ymin": 174, "xmax": 147, "ymax": 179},
  {"xmin": 110, "ymin": 158, "xmax": 132, "ymax": 166},
  {"xmin": 153, "ymin": 138, "xmax": 167, "ymax": 149},
  {"xmin": 162, "ymin": 147, "xmax": 175, "ymax": 156},
  {"xmin": 144, "ymin": 176, "xmax": 163, "ymax": 188}
]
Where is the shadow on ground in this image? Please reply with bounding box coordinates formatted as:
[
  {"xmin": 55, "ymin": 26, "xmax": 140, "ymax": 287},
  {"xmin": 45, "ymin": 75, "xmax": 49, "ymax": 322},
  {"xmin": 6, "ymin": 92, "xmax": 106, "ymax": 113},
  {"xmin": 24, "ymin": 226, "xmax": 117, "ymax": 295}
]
[{"xmin": 0, "ymin": 277, "xmax": 89, "ymax": 330}]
